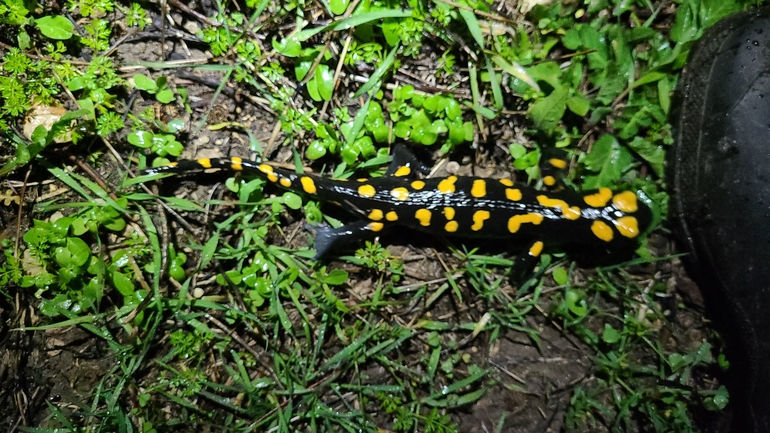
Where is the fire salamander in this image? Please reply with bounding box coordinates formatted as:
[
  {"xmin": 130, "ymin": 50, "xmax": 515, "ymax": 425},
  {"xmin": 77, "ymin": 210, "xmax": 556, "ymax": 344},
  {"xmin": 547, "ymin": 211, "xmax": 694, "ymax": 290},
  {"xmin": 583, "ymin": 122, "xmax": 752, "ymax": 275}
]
[{"xmin": 145, "ymin": 146, "xmax": 652, "ymax": 261}]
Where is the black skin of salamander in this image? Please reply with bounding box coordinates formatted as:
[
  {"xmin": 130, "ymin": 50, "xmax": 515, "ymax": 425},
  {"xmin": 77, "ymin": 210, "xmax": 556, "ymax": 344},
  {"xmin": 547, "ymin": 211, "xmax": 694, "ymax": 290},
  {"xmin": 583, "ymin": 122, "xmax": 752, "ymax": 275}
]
[{"xmin": 145, "ymin": 146, "xmax": 652, "ymax": 264}]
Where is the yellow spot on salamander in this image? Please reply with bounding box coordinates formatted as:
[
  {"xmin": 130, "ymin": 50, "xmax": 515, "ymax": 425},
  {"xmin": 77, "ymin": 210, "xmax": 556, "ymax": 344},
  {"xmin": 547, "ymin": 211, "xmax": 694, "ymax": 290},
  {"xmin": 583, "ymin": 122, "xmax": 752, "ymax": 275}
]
[
  {"xmin": 591, "ymin": 220, "xmax": 614, "ymax": 242},
  {"xmin": 259, "ymin": 164, "xmax": 278, "ymax": 182},
  {"xmin": 367, "ymin": 222, "xmax": 384, "ymax": 232},
  {"xmin": 357, "ymin": 178, "xmax": 368, "ymax": 182},
  {"xmin": 543, "ymin": 176, "xmax": 556, "ymax": 187},
  {"xmin": 614, "ymin": 216, "xmax": 640, "ymax": 238},
  {"xmin": 536, "ymin": 195, "xmax": 581, "ymax": 220},
  {"xmin": 471, "ymin": 210, "xmax": 490, "ymax": 231},
  {"xmin": 437, "ymin": 176, "xmax": 458, "ymax": 194},
  {"xmin": 411, "ymin": 180, "xmax": 425, "ymax": 190},
  {"xmin": 529, "ymin": 241, "xmax": 544, "ymax": 257},
  {"xmin": 415, "ymin": 209, "xmax": 432, "ymax": 226},
  {"xmin": 394, "ymin": 166, "xmax": 411, "ymax": 177},
  {"xmin": 548, "ymin": 158, "xmax": 567, "ymax": 169},
  {"xmin": 507, "ymin": 213, "xmax": 544, "ymax": 233},
  {"xmin": 368, "ymin": 209, "xmax": 384, "ymax": 221},
  {"xmin": 300, "ymin": 177, "xmax": 317, "ymax": 194},
  {"xmin": 471, "ymin": 179, "xmax": 487, "ymax": 198},
  {"xmin": 391, "ymin": 187, "xmax": 409, "ymax": 201},
  {"xmin": 230, "ymin": 157, "xmax": 243, "ymax": 171},
  {"xmin": 443, "ymin": 207, "xmax": 455, "ymax": 220},
  {"xmin": 167, "ymin": 162, "xmax": 179, "ymax": 167},
  {"xmin": 612, "ymin": 191, "xmax": 639, "ymax": 213},
  {"xmin": 198, "ymin": 158, "xmax": 212, "ymax": 168},
  {"xmin": 445, "ymin": 220, "xmax": 459, "ymax": 232},
  {"xmin": 358, "ymin": 184, "xmax": 376, "ymax": 198},
  {"xmin": 279, "ymin": 177, "xmax": 292, "ymax": 188},
  {"xmin": 499, "ymin": 179, "xmax": 514, "ymax": 187},
  {"xmin": 386, "ymin": 211, "xmax": 398, "ymax": 221},
  {"xmin": 584, "ymin": 187, "xmax": 613, "ymax": 208},
  {"xmin": 506, "ymin": 188, "xmax": 523, "ymax": 201}
]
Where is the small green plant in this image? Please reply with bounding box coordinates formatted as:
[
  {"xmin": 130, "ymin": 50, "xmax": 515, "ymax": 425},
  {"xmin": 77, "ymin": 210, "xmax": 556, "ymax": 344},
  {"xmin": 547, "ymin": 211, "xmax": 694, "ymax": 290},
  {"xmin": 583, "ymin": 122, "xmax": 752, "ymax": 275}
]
[
  {"xmin": 81, "ymin": 18, "xmax": 111, "ymax": 50},
  {"xmin": 354, "ymin": 241, "xmax": 402, "ymax": 276},
  {"xmin": 129, "ymin": 119, "xmax": 185, "ymax": 158},
  {"xmin": 65, "ymin": 56, "xmax": 125, "ymax": 138},
  {"xmin": 21, "ymin": 214, "xmax": 113, "ymax": 315},
  {"xmin": 306, "ymin": 106, "xmax": 383, "ymax": 164},
  {"xmin": 0, "ymin": 47, "xmax": 62, "ymax": 118},
  {"xmin": 133, "ymin": 74, "xmax": 177, "ymax": 104},
  {"xmin": 389, "ymin": 85, "xmax": 474, "ymax": 152},
  {"xmin": 120, "ymin": 2, "xmax": 148, "ymax": 29}
]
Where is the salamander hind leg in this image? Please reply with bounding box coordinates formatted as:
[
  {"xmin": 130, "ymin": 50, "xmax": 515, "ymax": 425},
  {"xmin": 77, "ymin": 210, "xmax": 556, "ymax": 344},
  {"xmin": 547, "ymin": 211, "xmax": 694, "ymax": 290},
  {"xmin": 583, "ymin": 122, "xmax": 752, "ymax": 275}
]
[{"xmin": 312, "ymin": 220, "xmax": 390, "ymax": 259}]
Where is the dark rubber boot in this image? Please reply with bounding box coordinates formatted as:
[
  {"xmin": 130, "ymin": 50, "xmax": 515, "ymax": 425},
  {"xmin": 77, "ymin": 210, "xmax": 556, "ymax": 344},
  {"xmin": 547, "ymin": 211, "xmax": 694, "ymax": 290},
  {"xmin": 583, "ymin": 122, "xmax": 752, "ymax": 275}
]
[{"xmin": 670, "ymin": 7, "xmax": 770, "ymax": 433}]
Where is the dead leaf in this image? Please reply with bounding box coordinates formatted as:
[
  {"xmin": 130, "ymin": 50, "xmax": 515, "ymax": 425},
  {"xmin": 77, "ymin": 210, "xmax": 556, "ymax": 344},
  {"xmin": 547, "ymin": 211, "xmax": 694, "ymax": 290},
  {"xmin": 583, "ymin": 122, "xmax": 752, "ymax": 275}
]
[{"xmin": 23, "ymin": 105, "xmax": 71, "ymax": 143}]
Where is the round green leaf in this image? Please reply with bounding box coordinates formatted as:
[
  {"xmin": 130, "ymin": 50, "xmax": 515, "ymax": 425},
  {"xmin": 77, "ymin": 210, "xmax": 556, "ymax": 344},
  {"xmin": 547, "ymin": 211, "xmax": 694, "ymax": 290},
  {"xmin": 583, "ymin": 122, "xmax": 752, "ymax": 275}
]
[
  {"xmin": 306, "ymin": 77, "xmax": 321, "ymax": 101},
  {"xmin": 163, "ymin": 138, "xmax": 184, "ymax": 157},
  {"xmin": 18, "ymin": 31, "xmax": 30, "ymax": 50},
  {"xmin": 330, "ymin": 0, "xmax": 350, "ymax": 15},
  {"xmin": 367, "ymin": 101, "xmax": 383, "ymax": 118},
  {"xmin": 373, "ymin": 124, "xmax": 390, "ymax": 143},
  {"xmin": 40, "ymin": 294, "xmax": 72, "ymax": 316},
  {"xmin": 324, "ymin": 269, "xmax": 349, "ymax": 285},
  {"xmin": 295, "ymin": 60, "xmax": 312, "ymax": 81},
  {"xmin": 156, "ymin": 89, "xmax": 175, "ymax": 104},
  {"xmin": 423, "ymin": 95, "xmax": 441, "ymax": 112},
  {"xmin": 601, "ymin": 324, "xmax": 621, "ymax": 344},
  {"xmin": 166, "ymin": 119, "xmax": 185, "ymax": 133},
  {"xmin": 273, "ymin": 37, "xmax": 302, "ymax": 57},
  {"xmin": 128, "ymin": 130, "xmax": 153, "ymax": 148},
  {"xmin": 445, "ymin": 99, "xmax": 462, "ymax": 120},
  {"xmin": 462, "ymin": 121, "xmax": 474, "ymax": 141},
  {"xmin": 57, "ymin": 265, "xmax": 79, "ymax": 285},
  {"xmin": 169, "ymin": 259, "xmax": 186, "ymax": 281},
  {"xmin": 353, "ymin": 136, "xmax": 374, "ymax": 157},
  {"xmin": 420, "ymin": 127, "xmax": 437, "ymax": 145},
  {"xmin": 381, "ymin": 20, "xmax": 401, "ymax": 46},
  {"xmin": 565, "ymin": 289, "xmax": 587, "ymax": 318},
  {"xmin": 70, "ymin": 217, "xmax": 88, "ymax": 236},
  {"xmin": 341, "ymin": 145, "xmax": 359, "ymax": 165},
  {"xmin": 315, "ymin": 64, "xmax": 334, "ymax": 101},
  {"xmin": 307, "ymin": 140, "xmax": 327, "ymax": 160},
  {"xmin": 103, "ymin": 216, "xmax": 126, "ymax": 232},
  {"xmin": 551, "ymin": 266, "xmax": 568, "ymax": 285},
  {"xmin": 52, "ymin": 216, "xmax": 73, "ymax": 235},
  {"xmin": 432, "ymin": 119, "xmax": 447, "ymax": 134},
  {"xmin": 67, "ymin": 237, "xmax": 91, "ymax": 267},
  {"xmin": 448, "ymin": 122, "xmax": 464, "ymax": 145},
  {"xmin": 112, "ymin": 271, "xmax": 135, "ymax": 296},
  {"xmin": 54, "ymin": 246, "xmax": 73, "ymax": 267},
  {"xmin": 248, "ymin": 291, "xmax": 266, "ymax": 307},
  {"xmin": 133, "ymin": 74, "xmax": 157, "ymax": 92},
  {"xmin": 281, "ymin": 192, "xmax": 303, "ymax": 210},
  {"xmin": 412, "ymin": 93, "xmax": 424, "ymax": 108},
  {"xmin": 35, "ymin": 16, "xmax": 74, "ymax": 40},
  {"xmin": 394, "ymin": 121, "xmax": 410, "ymax": 139}
]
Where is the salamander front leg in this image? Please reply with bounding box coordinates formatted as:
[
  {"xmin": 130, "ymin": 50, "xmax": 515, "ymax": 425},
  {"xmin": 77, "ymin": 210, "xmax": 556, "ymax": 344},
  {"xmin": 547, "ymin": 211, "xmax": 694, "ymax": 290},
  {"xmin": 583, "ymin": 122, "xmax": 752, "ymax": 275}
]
[
  {"xmin": 385, "ymin": 144, "xmax": 431, "ymax": 178},
  {"xmin": 511, "ymin": 240, "xmax": 546, "ymax": 282},
  {"xmin": 312, "ymin": 220, "xmax": 390, "ymax": 259},
  {"xmin": 539, "ymin": 149, "xmax": 571, "ymax": 190}
]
